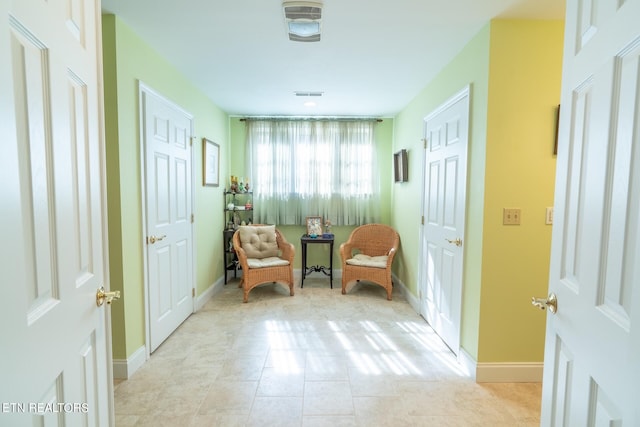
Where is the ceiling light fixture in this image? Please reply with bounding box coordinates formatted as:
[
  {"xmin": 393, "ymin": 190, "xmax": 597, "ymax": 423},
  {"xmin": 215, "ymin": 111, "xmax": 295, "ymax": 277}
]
[{"xmin": 282, "ymin": 1, "xmax": 323, "ymax": 42}]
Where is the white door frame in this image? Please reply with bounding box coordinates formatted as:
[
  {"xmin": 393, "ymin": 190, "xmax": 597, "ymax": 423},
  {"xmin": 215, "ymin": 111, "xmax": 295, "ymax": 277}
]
[
  {"xmin": 138, "ymin": 82, "xmax": 196, "ymax": 358},
  {"xmin": 417, "ymin": 85, "xmax": 470, "ymax": 356}
]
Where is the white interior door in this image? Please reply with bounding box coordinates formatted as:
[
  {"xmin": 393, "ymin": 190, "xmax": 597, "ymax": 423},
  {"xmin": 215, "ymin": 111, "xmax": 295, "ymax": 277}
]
[
  {"xmin": 419, "ymin": 87, "xmax": 470, "ymax": 355},
  {"xmin": 0, "ymin": 0, "xmax": 112, "ymax": 425},
  {"xmin": 140, "ymin": 85, "xmax": 194, "ymax": 352},
  {"xmin": 540, "ymin": 0, "xmax": 640, "ymax": 424}
]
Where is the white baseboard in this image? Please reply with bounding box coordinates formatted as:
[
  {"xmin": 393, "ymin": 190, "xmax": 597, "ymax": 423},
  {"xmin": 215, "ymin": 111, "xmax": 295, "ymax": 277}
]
[
  {"xmin": 112, "ymin": 278, "xmax": 223, "ymax": 380},
  {"xmin": 391, "ymin": 273, "xmax": 541, "ymax": 383},
  {"xmin": 475, "ymin": 362, "xmax": 543, "ymax": 383},
  {"xmin": 392, "ymin": 272, "xmax": 420, "ymax": 313},
  {"xmin": 112, "ymin": 345, "xmax": 146, "ymax": 380},
  {"xmin": 195, "ymin": 277, "xmax": 224, "ymax": 311},
  {"xmin": 458, "ymin": 348, "xmax": 477, "ymax": 379}
]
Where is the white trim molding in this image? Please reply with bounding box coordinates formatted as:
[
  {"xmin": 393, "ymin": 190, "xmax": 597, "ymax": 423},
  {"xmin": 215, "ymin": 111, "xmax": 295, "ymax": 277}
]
[
  {"xmin": 196, "ymin": 277, "xmax": 225, "ymax": 311},
  {"xmin": 457, "ymin": 348, "xmax": 477, "ymax": 379},
  {"xmin": 391, "ymin": 273, "xmax": 542, "ymax": 383},
  {"xmin": 392, "ymin": 272, "xmax": 420, "ymax": 313},
  {"xmin": 475, "ymin": 362, "xmax": 543, "ymax": 383},
  {"xmin": 112, "ymin": 346, "xmax": 146, "ymax": 380}
]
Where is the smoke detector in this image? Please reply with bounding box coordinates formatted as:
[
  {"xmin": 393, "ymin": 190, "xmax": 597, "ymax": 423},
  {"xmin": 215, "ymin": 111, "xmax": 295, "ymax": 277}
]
[{"xmin": 282, "ymin": 1, "xmax": 322, "ymax": 42}]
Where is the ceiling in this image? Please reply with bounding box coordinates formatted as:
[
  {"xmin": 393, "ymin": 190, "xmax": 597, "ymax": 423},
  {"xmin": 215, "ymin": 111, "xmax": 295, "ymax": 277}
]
[{"xmin": 100, "ymin": 0, "xmax": 565, "ymax": 118}]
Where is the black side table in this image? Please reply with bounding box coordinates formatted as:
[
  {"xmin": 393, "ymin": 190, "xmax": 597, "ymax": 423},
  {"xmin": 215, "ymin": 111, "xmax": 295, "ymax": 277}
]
[{"xmin": 300, "ymin": 234, "xmax": 334, "ymax": 288}]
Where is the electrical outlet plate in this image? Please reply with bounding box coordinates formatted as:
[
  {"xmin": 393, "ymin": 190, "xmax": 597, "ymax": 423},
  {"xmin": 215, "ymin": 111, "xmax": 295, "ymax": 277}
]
[{"xmin": 503, "ymin": 208, "xmax": 521, "ymax": 225}]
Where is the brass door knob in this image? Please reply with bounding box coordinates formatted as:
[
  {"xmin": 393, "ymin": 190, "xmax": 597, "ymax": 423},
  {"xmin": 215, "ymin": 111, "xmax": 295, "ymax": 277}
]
[
  {"xmin": 148, "ymin": 234, "xmax": 167, "ymax": 244},
  {"xmin": 96, "ymin": 287, "xmax": 121, "ymax": 307},
  {"xmin": 531, "ymin": 293, "xmax": 557, "ymax": 314},
  {"xmin": 445, "ymin": 238, "xmax": 462, "ymax": 247}
]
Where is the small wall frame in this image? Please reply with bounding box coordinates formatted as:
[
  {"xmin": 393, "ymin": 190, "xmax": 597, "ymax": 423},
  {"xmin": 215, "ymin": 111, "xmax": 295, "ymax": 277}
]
[
  {"xmin": 203, "ymin": 138, "xmax": 220, "ymax": 187},
  {"xmin": 394, "ymin": 149, "xmax": 408, "ymax": 182}
]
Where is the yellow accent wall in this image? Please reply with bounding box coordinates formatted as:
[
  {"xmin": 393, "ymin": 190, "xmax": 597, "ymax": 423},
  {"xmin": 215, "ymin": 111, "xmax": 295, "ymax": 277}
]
[
  {"xmin": 479, "ymin": 20, "xmax": 563, "ymax": 362},
  {"xmin": 102, "ymin": 15, "xmax": 229, "ymax": 360},
  {"xmin": 392, "ymin": 20, "xmax": 563, "ymax": 363}
]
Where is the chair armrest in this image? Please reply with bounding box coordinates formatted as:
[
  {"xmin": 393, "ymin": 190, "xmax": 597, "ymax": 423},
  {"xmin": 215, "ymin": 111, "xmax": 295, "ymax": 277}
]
[
  {"xmin": 386, "ymin": 247, "xmax": 397, "ymax": 267},
  {"xmin": 232, "ymin": 231, "xmax": 250, "ymax": 271},
  {"xmin": 280, "ymin": 242, "xmax": 295, "ymax": 263},
  {"xmin": 234, "ymin": 245, "xmax": 250, "ymax": 271},
  {"xmin": 340, "ymin": 242, "xmax": 355, "ymax": 263}
]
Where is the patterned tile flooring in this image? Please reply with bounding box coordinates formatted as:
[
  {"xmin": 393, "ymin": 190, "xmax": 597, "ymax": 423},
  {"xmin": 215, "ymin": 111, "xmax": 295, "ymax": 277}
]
[{"xmin": 114, "ymin": 278, "xmax": 541, "ymax": 426}]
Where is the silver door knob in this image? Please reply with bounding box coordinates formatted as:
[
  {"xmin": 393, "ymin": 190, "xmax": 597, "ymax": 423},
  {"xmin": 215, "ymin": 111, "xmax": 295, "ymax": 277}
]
[{"xmin": 531, "ymin": 293, "xmax": 557, "ymax": 314}]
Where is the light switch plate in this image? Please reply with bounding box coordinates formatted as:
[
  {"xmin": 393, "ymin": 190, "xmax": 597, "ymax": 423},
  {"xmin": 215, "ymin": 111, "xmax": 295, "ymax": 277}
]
[
  {"xmin": 545, "ymin": 207, "xmax": 554, "ymax": 225},
  {"xmin": 503, "ymin": 208, "xmax": 521, "ymax": 225}
]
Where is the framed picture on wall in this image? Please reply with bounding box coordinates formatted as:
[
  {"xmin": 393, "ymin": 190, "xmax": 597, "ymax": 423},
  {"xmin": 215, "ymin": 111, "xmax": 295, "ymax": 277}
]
[
  {"xmin": 394, "ymin": 149, "xmax": 408, "ymax": 182},
  {"xmin": 203, "ymin": 138, "xmax": 220, "ymax": 187},
  {"xmin": 306, "ymin": 216, "xmax": 323, "ymax": 236}
]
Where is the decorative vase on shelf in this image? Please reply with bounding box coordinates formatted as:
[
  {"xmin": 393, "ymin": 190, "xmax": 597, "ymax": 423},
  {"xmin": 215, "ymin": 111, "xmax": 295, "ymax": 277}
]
[{"xmin": 323, "ymin": 220, "xmax": 333, "ymax": 237}]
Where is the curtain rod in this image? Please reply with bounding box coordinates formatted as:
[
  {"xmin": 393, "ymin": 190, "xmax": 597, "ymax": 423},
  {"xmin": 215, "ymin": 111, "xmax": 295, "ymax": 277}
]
[{"xmin": 239, "ymin": 117, "xmax": 382, "ymax": 122}]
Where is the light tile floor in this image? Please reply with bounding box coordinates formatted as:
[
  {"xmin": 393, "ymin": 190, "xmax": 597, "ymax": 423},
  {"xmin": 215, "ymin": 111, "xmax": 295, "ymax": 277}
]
[{"xmin": 114, "ymin": 278, "xmax": 541, "ymax": 426}]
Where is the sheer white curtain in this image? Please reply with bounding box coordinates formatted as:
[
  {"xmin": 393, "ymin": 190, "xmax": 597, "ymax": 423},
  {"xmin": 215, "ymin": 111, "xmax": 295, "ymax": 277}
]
[{"xmin": 246, "ymin": 119, "xmax": 380, "ymax": 226}]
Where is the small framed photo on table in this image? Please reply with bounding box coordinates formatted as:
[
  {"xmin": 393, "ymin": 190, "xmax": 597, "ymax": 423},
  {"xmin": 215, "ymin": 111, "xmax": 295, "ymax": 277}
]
[{"xmin": 306, "ymin": 216, "xmax": 323, "ymax": 236}]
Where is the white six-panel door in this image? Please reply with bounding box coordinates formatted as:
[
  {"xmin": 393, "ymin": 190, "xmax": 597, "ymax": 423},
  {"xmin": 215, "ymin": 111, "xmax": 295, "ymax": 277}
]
[
  {"xmin": 420, "ymin": 87, "xmax": 470, "ymax": 355},
  {"xmin": 140, "ymin": 85, "xmax": 194, "ymax": 352},
  {"xmin": 541, "ymin": 0, "xmax": 640, "ymax": 424},
  {"xmin": 0, "ymin": 0, "xmax": 112, "ymax": 425}
]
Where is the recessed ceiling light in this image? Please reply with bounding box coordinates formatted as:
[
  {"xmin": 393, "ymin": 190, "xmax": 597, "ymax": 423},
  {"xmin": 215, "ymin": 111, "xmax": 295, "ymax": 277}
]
[{"xmin": 304, "ymin": 101, "xmax": 317, "ymax": 107}]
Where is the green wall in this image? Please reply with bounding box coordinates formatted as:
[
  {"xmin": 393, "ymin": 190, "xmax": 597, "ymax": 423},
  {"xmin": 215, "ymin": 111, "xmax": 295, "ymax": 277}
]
[
  {"xmin": 227, "ymin": 117, "xmax": 394, "ymax": 269},
  {"xmin": 102, "ymin": 15, "xmax": 229, "ymax": 360},
  {"xmin": 392, "ymin": 20, "xmax": 563, "ymax": 364},
  {"xmin": 392, "ymin": 24, "xmax": 492, "ymax": 360}
]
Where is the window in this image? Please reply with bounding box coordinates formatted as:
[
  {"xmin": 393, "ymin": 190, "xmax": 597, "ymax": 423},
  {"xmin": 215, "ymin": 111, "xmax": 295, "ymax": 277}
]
[{"xmin": 246, "ymin": 119, "xmax": 380, "ymax": 226}]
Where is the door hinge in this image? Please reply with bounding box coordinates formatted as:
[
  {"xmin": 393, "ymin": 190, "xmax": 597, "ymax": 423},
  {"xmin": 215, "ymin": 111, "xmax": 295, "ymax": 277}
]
[
  {"xmin": 422, "ymin": 138, "xmax": 427, "ymax": 149},
  {"xmin": 192, "ymin": 288, "xmax": 195, "ymax": 297},
  {"xmin": 191, "ymin": 213, "xmax": 194, "ymax": 223},
  {"xmin": 190, "ymin": 137, "xmax": 195, "ymax": 147}
]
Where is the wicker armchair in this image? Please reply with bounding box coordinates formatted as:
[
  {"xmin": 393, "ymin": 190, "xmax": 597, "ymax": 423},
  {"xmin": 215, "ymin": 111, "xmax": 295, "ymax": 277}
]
[
  {"xmin": 340, "ymin": 224, "xmax": 399, "ymax": 300},
  {"xmin": 233, "ymin": 224, "xmax": 295, "ymax": 303}
]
